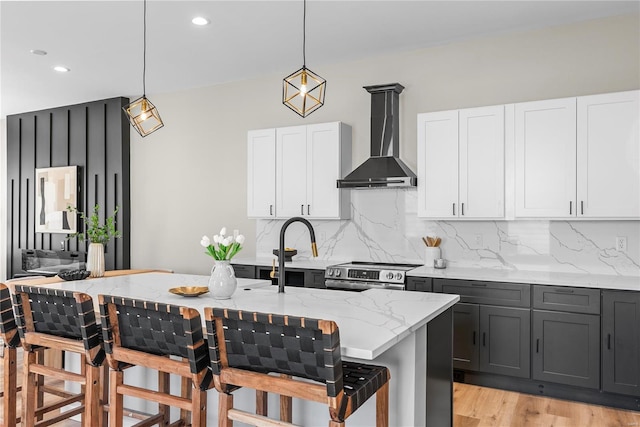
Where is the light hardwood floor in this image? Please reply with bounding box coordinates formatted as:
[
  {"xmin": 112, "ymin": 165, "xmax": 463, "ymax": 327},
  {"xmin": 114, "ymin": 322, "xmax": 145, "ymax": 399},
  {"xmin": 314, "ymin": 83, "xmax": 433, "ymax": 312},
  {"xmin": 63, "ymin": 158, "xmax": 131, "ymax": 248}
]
[{"xmin": 2, "ymin": 348, "xmax": 639, "ymax": 426}]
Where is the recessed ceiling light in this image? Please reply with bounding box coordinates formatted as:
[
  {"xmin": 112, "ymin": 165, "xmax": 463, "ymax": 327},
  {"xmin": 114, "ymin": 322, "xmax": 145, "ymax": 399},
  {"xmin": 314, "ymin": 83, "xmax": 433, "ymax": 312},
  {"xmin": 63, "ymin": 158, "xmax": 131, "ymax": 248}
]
[
  {"xmin": 30, "ymin": 49, "xmax": 47, "ymax": 56},
  {"xmin": 191, "ymin": 16, "xmax": 210, "ymax": 26},
  {"xmin": 53, "ymin": 66, "xmax": 70, "ymax": 73}
]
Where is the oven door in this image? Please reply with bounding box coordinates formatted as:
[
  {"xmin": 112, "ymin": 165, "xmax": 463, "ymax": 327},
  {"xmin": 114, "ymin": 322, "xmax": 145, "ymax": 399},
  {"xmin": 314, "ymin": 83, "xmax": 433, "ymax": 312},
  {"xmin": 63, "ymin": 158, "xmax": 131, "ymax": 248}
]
[{"xmin": 325, "ymin": 279, "xmax": 405, "ymax": 291}]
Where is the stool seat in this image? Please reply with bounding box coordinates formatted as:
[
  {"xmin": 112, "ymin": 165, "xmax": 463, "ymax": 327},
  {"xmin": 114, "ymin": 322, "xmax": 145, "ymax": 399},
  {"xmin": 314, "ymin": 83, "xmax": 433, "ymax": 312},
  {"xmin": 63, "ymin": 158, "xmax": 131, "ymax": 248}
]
[{"xmin": 340, "ymin": 362, "xmax": 390, "ymax": 419}]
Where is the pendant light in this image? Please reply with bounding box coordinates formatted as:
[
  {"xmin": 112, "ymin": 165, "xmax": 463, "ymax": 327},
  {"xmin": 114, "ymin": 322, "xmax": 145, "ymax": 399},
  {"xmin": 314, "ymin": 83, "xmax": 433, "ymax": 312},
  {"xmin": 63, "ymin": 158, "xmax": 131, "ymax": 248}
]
[
  {"xmin": 282, "ymin": 0, "xmax": 326, "ymax": 117},
  {"xmin": 123, "ymin": 0, "xmax": 164, "ymax": 137}
]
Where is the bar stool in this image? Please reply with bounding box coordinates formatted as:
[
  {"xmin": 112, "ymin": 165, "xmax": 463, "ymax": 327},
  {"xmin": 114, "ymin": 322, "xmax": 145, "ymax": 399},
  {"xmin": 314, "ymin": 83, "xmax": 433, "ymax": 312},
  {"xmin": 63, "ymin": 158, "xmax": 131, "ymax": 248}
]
[
  {"xmin": 11, "ymin": 285, "xmax": 105, "ymax": 427},
  {"xmin": 205, "ymin": 307, "xmax": 390, "ymax": 427},
  {"xmin": 0, "ymin": 283, "xmax": 21, "ymax": 427},
  {"xmin": 99, "ymin": 295, "xmax": 211, "ymax": 427}
]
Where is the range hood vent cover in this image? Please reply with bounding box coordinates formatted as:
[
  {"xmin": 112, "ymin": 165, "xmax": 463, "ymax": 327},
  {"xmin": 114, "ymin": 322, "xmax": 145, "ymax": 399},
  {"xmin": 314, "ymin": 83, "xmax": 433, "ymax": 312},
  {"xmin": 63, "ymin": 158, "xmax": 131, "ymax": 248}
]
[{"xmin": 337, "ymin": 83, "xmax": 417, "ymax": 188}]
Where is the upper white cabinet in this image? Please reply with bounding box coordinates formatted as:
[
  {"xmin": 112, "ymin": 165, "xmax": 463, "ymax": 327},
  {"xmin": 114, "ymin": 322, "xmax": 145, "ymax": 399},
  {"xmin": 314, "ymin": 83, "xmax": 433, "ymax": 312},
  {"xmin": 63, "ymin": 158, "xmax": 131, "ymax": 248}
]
[
  {"xmin": 418, "ymin": 106, "xmax": 505, "ymax": 219},
  {"xmin": 577, "ymin": 91, "xmax": 639, "ymax": 218},
  {"xmin": 515, "ymin": 90, "xmax": 639, "ymax": 219},
  {"xmin": 247, "ymin": 129, "xmax": 276, "ymax": 218},
  {"xmin": 248, "ymin": 122, "xmax": 351, "ymax": 220},
  {"xmin": 515, "ymin": 98, "xmax": 577, "ymax": 218}
]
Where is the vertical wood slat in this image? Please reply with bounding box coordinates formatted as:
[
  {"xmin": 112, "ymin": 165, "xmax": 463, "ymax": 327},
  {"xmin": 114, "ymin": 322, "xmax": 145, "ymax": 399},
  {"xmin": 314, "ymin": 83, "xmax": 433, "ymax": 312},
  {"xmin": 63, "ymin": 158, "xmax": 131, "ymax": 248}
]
[{"xmin": 5, "ymin": 97, "xmax": 130, "ymax": 278}]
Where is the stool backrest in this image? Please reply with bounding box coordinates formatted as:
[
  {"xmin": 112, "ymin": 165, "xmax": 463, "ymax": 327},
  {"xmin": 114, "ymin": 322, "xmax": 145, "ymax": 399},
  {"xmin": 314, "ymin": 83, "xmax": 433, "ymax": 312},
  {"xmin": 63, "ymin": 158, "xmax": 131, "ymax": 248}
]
[
  {"xmin": 99, "ymin": 295, "xmax": 210, "ymax": 388},
  {"xmin": 12, "ymin": 285, "xmax": 104, "ymax": 365},
  {"xmin": 205, "ymin": 307, "xmax": 344, "ymax": 398},
  {"xmin": 0, "ymin": 283, "xmax": 20, "ymax": 348}
]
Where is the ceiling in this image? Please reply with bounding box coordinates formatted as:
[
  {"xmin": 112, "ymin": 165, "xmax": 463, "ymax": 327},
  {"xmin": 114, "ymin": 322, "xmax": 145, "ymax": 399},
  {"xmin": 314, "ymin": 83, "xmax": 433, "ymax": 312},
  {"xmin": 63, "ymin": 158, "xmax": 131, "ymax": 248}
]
[{"xmin": 1, "ymin": 1, "xmax": 638, "ymax": 117}]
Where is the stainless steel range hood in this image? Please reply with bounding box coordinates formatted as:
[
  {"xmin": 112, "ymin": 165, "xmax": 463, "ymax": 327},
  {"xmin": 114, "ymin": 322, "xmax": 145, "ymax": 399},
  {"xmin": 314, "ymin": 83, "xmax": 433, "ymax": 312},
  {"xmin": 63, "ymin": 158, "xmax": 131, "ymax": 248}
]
[{"xmin": 337, "ymin": 83, "xmax": 417, "ymax": 188}]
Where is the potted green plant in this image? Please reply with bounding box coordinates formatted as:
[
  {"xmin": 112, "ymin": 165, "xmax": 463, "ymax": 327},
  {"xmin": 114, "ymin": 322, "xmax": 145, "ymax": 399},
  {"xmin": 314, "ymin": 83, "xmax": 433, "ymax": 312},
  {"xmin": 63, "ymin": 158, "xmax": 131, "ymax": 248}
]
[{"xmin": 68, "ymin": 205, "xmax": 121, "ymax": 278}]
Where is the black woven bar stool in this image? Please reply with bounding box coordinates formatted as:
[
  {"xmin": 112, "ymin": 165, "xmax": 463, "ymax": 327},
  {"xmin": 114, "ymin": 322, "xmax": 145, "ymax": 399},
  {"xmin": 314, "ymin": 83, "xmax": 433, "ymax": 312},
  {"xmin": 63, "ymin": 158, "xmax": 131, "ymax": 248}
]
[
  {"xmin": 99, "ymin": 295, "xmax": 211, "ymax": 427},
  {"xmin": 11, "ymin": 285, "xmax": 106, "ymax": 427},
  {"xmin": 0, "ymin": 283, "xmax": 21, "ymax": 427},
  {"xmin": 205, "ymin": 307, "xmax": 390, "ymax": 427}
]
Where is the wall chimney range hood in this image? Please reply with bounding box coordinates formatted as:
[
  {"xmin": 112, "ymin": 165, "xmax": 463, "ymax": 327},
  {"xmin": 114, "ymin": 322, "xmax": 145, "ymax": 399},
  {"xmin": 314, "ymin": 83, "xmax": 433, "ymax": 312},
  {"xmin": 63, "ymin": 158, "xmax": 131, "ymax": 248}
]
[{"xmin": 337, "ymin": 83, "xmax": 417, "ymax": 188}]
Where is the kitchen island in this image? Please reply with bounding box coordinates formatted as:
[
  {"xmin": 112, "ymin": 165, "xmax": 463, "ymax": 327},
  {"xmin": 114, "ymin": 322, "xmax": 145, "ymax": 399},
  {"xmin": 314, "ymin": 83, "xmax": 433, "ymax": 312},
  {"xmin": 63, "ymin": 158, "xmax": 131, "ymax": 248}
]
[{"xmin": 32, "ymin": 272, "xmax": 458, "ymax": 426}]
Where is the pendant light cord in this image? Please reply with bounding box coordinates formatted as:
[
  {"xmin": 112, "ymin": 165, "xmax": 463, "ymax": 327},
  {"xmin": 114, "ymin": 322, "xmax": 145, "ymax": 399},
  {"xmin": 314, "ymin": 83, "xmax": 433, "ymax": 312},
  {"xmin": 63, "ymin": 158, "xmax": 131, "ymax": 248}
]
[
  {"xmin": 142, "ymin": 0, "xmax": 147, "ymax": 96},
  {"xmin": 302, "ymin": 0, "xmax": 306, "ymax": 67}
]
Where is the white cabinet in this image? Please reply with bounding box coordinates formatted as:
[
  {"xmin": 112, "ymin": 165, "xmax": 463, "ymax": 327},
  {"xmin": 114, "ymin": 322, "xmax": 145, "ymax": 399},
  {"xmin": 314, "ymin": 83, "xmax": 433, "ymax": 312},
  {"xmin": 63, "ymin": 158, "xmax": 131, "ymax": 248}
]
[
  {"xmin": 247, "ymin": 129, "xmax": 276, "ymax": 218},
  {"xmin": 577, "ymin": 91, "xmax": 640, "ymax": 218},
  {"xmin": 515, "ymin": 97, "xmax": 577, "ymax": 218},
  {"xmin": 248, "ymin": 122, "xmax": 351, "ymax": 220},
  {"xmin": 417, "ymin": 106, "xmax": 504, "ymax": 219},
  {"xmin": 515, "ymin": 90, "xmax": 639, "ymax": 219}
]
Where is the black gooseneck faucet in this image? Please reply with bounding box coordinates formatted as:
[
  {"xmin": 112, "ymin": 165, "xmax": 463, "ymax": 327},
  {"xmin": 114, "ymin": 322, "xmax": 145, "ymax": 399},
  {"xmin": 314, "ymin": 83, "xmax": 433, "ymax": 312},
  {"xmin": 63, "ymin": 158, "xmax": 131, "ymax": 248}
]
[{"xmin": 274, "ymin": 217, "xmax": 318, "ymax": 293}]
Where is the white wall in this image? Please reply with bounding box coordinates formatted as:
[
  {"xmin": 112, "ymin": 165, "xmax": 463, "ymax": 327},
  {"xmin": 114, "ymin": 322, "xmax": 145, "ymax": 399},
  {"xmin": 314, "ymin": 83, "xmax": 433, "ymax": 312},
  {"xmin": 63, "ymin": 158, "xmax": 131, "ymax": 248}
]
[{"xmin": 84, "ymin": 14, "xmax": 640, "ymax": 274}]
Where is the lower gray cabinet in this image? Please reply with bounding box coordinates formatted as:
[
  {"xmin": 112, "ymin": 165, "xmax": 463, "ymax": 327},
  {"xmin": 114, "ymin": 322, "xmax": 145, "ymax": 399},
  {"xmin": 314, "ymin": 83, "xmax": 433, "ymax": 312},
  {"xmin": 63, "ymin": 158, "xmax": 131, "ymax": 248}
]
[
  {"xmin": 602, "ymin": 290, "xmax": 640, "ymax": 397},
  {"xmin": 232, "ymin": 264, "xmax": 255, "ymax": 279},
  {"xmin": 407, "ymin": 277, "xmax": 433, "ymax": 292},
  {"xmin": 532, "ymin": 310, "xmax": 600, "ymax": 389},
  {"xmin": 305, "ymin": 269, "xmax": 326, "ymax": 289},
  {"xmin": 453, "ymin": 303, "xmax": 479, "ymax": 371},
  {"xmin": 480, "ymin": 306, "xmax": 530, "ymax": 378}
]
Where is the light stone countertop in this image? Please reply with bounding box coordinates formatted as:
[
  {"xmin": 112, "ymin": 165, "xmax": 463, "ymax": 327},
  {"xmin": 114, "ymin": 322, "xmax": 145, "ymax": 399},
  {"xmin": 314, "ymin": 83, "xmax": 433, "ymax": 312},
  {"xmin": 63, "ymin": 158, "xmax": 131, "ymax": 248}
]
[
  {"xmin": 39, "ymin": 272, "xmax": 459, "ymax": 360},
  {"xmin": 408, "ymin": 266, "xmax": 640, "ymax": 291}
]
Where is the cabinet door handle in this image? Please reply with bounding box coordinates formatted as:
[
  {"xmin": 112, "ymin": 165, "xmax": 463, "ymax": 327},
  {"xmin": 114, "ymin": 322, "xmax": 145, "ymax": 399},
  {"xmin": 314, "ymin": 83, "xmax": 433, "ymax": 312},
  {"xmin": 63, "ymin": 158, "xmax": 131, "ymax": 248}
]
[
  {"xmin": 452, "ymin": 203, "xmax": 456, "ymax": 216},
  {"xmin": 269, "ymin": 204, "xmax": 273, "ymax": 216},
  {"xmin": 473, "ymin": 331, "xmax": 476, "ymax": 346},
  {"xmin": 461, "ymin": 203, "xmax": 465, "ymax": 216},
  {"xmin": 536, "ymin": 338, "xmax": 540, "ymax": 353},
  {"xmin": 581, "ymin": 200, "xmax": 584, "ymax": 215},
  {"xmin": 307, "ymin": 204, "xmax": 310, "ymax": 215},
  {"xmin": 301, "ymin": 204, "xmax": 304, "ymax": 215},
  {"xmin": 554, "ymin": 288, "xmax": 574, "ymax": 294},
  {"xmin": 482, "ymin": 332, "xmax": 486, "ymax": 347},
  {"xmin": 569, "ymin": 201, "xmax": 572, "ymax": 215},
  {"xmin": 607, "ymin": 333, "xmax": 611, "ymax": 350}
]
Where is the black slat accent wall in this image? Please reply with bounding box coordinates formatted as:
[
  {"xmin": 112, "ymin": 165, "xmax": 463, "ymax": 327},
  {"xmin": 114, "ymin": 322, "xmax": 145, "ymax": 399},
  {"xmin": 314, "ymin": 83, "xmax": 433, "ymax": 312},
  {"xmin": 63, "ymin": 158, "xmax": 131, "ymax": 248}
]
[{"xmin": 6, "ymin": 97, "xmax": 131, "ymax": 278}]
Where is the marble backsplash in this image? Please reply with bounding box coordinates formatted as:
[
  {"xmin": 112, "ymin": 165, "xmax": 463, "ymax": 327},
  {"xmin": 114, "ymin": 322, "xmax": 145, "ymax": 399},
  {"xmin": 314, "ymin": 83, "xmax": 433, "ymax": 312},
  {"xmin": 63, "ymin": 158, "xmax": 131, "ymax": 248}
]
[{"xmin": 255, "ymin": 189, "xmax": 640, "ymax": 276}]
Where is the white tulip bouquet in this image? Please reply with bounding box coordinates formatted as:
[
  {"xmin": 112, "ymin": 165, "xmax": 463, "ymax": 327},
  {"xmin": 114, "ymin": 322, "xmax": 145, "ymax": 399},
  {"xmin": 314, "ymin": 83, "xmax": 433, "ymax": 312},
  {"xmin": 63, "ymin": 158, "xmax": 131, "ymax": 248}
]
[{"xmin": 201, "ymin": 227, "xmax": 245, "ymax": 261}]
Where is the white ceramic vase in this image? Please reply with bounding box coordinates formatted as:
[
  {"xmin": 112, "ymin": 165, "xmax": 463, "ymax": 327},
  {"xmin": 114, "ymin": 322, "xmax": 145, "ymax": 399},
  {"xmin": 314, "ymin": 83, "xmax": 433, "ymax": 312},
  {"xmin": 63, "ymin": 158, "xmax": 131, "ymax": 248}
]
[
  {"xmin": 87, "ymin": 242, "xmax": 105, "ymax": 278},
  {"xmin": 424, "ymin": 246, "xmax": 441, "ymax": 268},
  {"xmin": 209, "ymin": 260, "xmax": 237, "ymax": 299}
]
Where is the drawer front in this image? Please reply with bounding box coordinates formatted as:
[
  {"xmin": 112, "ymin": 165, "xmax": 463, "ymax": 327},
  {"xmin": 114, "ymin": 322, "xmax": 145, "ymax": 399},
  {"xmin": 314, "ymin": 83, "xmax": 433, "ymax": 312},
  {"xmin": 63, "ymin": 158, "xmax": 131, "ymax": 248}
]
[
  {"xmin": 533, "ymin": 285, "xmax": 600, "ymax": 314},
  {"xmin": 407, "ymin": 277, "xmax": 433, "ymax": 292},
  {"xmin": 434, "ymin": 279, "xmax": 530, "ymax": 307},
  {"xmin": 305, "ymin": 270, "xmax": 327, "ymax": 289},
  {"xmin": 232, "ymin": 264, "xmax": 255, "ymax": 279}
]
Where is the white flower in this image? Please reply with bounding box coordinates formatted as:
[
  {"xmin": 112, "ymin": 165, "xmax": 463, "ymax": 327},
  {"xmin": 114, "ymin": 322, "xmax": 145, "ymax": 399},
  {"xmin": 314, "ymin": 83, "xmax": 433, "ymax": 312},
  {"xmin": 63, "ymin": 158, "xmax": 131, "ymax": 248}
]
[
  {"xmin": 235, "ymin": 234, "xmax": 245, "ymax": 245},
  {"xmin": 219, "ymin": 227, "xmax": 227, "ymax": 237},
  {"xmin": 213, "ymin": 235, "xmax": 220, "ymax": 244},
  {"xmin": 223, "ymin": 237, "xmax": 233, "ymax": 246},
  {"xmin": 200, "ymin": 235, "xmax": 211, "ymax": 247}
]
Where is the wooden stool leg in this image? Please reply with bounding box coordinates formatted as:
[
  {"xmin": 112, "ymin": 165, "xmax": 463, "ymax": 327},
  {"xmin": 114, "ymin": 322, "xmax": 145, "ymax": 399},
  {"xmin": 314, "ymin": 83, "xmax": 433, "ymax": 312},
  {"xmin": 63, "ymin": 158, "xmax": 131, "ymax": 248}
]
[
  {"xmin": 22, "ymin": 351, "xmax": 37, "ymax": 427},
  {"xmin": 109, "ymin": 369, "xmax": 124, "ymax": 427},
  {"xmin": 83, "ymin": 365, "xmax": 101, "ymax": 427},
  {"xmin": 218, "ymin": 392, "xmax": 233, "ymax": 427},
  {"xmin": 279, "ymin": 374, "xmax": 292, "ymax": 422},
  {"xmin": 2, "ymin": 346, "xmax": 17, "ymax": 427},
  {"xmin": 256, "ymin": 391, "xmax": 268, "ymax": 416},
  {"xmin": 35, "ymin": 349, "xmax": 45, "ymax": 422},
  {"xmin": 158, "ymin": 370, "xmax": 170, "ymax": 425},
  {"xmin": 100, "ymin": 364, "xmax": 109, "ymax": 427},
  {"xmin": 191, "ymin": 389, "xmax": 207, "ymax": 427},
  {"xmin": 180, "ymin": 376, "xmax": 192, "ymax": 422},
  {"xmin": 376, "ymin": 381, "xmax": 389, "ymax": 427}
]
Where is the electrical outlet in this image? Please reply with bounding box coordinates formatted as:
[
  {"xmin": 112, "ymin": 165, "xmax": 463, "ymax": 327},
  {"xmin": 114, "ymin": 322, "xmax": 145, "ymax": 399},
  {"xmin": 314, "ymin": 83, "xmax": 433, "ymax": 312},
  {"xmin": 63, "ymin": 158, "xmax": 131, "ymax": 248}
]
[
  {"xmin": 475, "ymin": 234, "xmax": 483, "ymax": 247},
  {"xmin": 616, "ymin": 236, "xmax": 627, "ymax": 252}
]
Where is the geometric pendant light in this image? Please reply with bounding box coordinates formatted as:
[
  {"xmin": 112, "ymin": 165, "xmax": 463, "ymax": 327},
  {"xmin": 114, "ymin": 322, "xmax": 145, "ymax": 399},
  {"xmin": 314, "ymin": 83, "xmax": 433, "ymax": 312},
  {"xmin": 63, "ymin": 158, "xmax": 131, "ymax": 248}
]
[
  {"xmin": 123, "ymin": 0, "xmax": 164, "ymax": 137},
  {"xmin": 282, "ymin": 0, "xmax": 326, "ymax": 117}
]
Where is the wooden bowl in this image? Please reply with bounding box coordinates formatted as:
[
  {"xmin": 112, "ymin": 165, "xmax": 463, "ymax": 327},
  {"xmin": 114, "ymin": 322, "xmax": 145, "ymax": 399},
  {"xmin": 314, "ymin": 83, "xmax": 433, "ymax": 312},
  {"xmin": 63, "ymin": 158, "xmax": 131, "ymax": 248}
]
[
  {"xmin": 168, "ymin": 286, "xmax": 209, "ymax": 297},
  {"xmin": 57, "ymin": 270, "xmax": 91, "ymax": 281}
]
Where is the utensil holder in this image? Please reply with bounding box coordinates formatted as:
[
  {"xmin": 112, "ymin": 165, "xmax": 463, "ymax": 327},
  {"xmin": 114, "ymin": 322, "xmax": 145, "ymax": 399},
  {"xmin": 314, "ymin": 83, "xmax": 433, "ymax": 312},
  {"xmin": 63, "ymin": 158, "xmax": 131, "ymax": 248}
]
[{"xmin": 424, "ymin": 247, "xmax": 441, "ymax": 268}]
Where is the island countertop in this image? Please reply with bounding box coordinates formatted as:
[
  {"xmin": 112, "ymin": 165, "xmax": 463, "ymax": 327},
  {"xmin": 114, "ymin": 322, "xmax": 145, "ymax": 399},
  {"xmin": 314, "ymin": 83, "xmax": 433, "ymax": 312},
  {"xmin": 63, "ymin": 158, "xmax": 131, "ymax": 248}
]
[{"xmin": 31, "ymin": 272, "xmax": 459, "ymax": 360}]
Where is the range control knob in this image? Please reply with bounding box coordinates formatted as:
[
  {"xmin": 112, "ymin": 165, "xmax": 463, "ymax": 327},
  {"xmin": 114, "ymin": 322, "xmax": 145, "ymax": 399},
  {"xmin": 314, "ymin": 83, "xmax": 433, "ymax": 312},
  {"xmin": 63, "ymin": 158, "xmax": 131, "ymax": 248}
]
[
  {"xmin": 327, "ymin": 269, "xmax": 333, "ymax": 277},
  {"xmin": 386, "ymin": 272, "xmax": 394, "ymax": 280},
  {"xmin": 335, "ymin": 270, "xmax": 342, "ymax": 277},
  {"xmin": 395, "ymin": 272, "xmax": 403, "ymax": 280}
]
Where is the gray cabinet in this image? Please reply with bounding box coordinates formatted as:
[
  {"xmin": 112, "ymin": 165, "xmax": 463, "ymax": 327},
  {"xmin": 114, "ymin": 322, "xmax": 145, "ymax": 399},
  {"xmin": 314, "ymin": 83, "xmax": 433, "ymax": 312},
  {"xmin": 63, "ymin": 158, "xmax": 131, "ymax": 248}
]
[
  {"xmin": 532, "ymin": 310, "xmax": 600, "ymax": 389},
  {"xmin": 304, "ymin": 269, "xmax": 326, "ymax": 289},
  {"xmin": 480, "ymin": 306, "xmax": 530, "ymax": 378},
  {"xmin": 407, "ymin": 277, "xmax": 433, "ymax": 292},
  {"xmin": 232, "ymin": 264, "xmax": 256, "ymax": 279},
  {"xmin": 435, "ymin": 279, "xmax": 531, "ymax": 378},
  {"xmin": 602, "ymin": 290, "xmax": 640, "ymax": 397},
  {"xmin": 453, "ymin": 303, "xmax": 479, "ymax": 371}
]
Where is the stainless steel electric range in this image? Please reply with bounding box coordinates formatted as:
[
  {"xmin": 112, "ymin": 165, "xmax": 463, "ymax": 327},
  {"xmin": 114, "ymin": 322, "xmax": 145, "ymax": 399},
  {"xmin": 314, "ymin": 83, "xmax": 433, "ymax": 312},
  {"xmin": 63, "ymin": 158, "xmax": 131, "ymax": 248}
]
[{"xmin": 324, "ymin": 261, "xmax": 421, "ymax": 291}]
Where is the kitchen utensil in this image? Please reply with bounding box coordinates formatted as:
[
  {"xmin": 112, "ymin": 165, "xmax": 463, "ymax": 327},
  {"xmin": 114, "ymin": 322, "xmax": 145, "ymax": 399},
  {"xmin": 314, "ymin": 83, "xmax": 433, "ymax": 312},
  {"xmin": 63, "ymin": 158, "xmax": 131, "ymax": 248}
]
[{"xmin": 434, "ymin": 237, "xmax": 441, "ymax": 247}]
